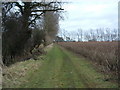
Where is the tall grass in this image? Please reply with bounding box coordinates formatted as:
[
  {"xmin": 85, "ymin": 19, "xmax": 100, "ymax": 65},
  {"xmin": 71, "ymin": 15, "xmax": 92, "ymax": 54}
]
[{"xmin": 58, "ymin": 41, "xmax": 118, "ymax": 81}]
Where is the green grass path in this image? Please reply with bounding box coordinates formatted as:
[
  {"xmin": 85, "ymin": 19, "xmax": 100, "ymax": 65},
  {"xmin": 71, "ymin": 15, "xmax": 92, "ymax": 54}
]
[{"xmin": 4, "ymin": 45, "xmax": 118, "ymax": 88}]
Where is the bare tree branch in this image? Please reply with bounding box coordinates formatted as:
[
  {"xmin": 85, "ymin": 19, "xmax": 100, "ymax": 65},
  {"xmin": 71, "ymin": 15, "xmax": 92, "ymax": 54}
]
[
  {"xmin": 15, "ymin": 2, "xmax": 24, "ymax": 15},
  {"xmin": 32, "ymin": 8, "xmax": 64, "ymax": 12},
  {"xmin": 29, "ymin": 12, "xmax": 44, "ymax": 25}
]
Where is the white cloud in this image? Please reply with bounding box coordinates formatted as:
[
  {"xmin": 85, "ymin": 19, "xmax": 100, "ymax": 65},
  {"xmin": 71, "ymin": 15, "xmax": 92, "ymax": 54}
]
[{"xmin": 60, "ymin": 0, "xmax": 119, "ymax": 32}]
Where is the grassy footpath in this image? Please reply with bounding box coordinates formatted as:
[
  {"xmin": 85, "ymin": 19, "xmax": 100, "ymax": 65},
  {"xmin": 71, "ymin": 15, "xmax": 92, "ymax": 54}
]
[{"xmin": 3, "ymin": 45, "xmax": 118, "ymax": 88}]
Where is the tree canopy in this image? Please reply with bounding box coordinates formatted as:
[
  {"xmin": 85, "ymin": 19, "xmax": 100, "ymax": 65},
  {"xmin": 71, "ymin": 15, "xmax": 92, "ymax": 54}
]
[{"xmin": 2, "ymin": 0, "xmax": 64, "ymax": 66}]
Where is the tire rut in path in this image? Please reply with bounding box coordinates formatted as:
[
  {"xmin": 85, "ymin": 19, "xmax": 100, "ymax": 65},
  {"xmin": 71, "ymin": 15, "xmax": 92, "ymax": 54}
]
[
  {"xmin": 59, "ymin": 49, "xmax": 76, "ymax": 88},
  {"xmin": 60, "ymin": 47, "xmax": 96, "ymax": 88}
]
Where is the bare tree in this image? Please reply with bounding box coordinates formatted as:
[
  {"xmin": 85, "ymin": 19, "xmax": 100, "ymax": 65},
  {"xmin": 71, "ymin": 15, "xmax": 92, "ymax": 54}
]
[
  {"xmin": 43, "ymin": 11, "xmax": 60, "ymax": 45},
  {"xmin": 111, "ymin": 29, "xmax": 118, "ymax": 41},
  {"xmin": 99, "ymin": 28, "xmax": 105, "ymax": 41},
  {"xmin": 84, "ymin": 31, "xmax": 91, "ymax": 41},
  {"xmin": 77, "ymin": 29, "xmax": 83, "ymax": 41},
  {"xmin": 62, "ymin": 29, "xmax": 67, "ymax": 41},
  {"xmin": 105, "ymin": 28, "xmax": 111, "ymax": 41}
]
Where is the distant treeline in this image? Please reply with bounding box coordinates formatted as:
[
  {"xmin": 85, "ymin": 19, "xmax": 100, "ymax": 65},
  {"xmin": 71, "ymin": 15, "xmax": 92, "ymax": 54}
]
[{"xmin": 57, "ymin": 28, "xmax": 118, "ymax": 42}]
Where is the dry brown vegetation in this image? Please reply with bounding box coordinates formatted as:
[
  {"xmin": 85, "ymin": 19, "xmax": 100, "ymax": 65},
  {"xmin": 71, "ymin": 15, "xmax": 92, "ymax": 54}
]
[{"xmin": 58, "ymin": 41, "xmax": 118, "ymax": 81}]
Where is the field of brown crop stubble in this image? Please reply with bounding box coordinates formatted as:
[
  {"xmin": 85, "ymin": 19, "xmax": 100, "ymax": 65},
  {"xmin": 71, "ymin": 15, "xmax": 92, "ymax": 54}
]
[{"xmin": 58, "ymin": 41, "xmax": 118, "ymax": 81}]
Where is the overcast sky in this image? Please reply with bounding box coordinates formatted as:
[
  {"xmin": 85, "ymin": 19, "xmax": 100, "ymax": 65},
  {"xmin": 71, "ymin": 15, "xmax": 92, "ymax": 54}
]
[{"xmin": 59, "ymin": 0, "xmax": 119, "ymax": 33}]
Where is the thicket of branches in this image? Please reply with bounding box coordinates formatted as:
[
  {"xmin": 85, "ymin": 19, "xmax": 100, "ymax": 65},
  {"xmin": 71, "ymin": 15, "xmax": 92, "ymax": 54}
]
[{"xmin": 2, "ymin": 1, "xmax": 63, "ymax": 66}]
